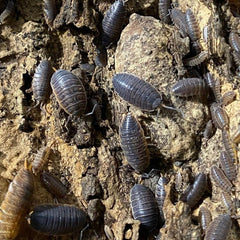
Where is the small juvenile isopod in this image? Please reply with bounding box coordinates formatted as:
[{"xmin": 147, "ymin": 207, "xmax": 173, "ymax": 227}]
[
  {"xmin": 229, "ymin": 32, "xmax": 240, "ymax": 53},
  {"xmin": 210, "ymin": 102, "xmax": 229, "ymax": 130},
  {"xmin": 222, "ymin": 129, "xmax": 237, "ymax": 163},
  {"xmin": 102, "ymin": 0, "xmax": 126, "ymax": 48},
  {"xmin": 180, "ymin": 172, "xmax": 207, "ymax": 208},
  {"xmin": 199, "ymin": 206, "xmax": 212, "ymax": 234},
  {"xmin": 220, "ymin": 91, "xmax": 236, "ymax": 106},
  {"xmin": 231, "ymin": 124, "xmax": 240, "ymax": 144},
  {"xmin": 43, "ymin": 0, "xmax": 57, "ymax": 30},
  {"xmin": 158, "ymin": 0, "xmax": 171, "ymax": 24},
  {"xmin": 210, "ymin": 165, "xmax": 233, "ymax": 192},
  {"xmin": 40, "ymin": 171, "xmax": 68, "ymax": 198},
  {"xmin": 171, "ymin": 78, "xmax": 207, "ymax": 98},
  {"xmin": 205, "ymin": 214, "xmax": 231, "ymax": 240},
  {"xmin": 119, "ymin": 112, "xmax": 150, "ymax": 173},
  {"xmin": 183, "ymin": 51, "xmax": 208, "ymax": 67},
  {"xmin": 50, "ymin": 69, "xmax": 87, "ymax": 116},
  {"xmin": 0, "ymin": 0, "xmax": 14, "ymax": 25},
  {"xmin": 32, "ymin": 60, "xmax": 53, "ymax": 109},
  {"xmin": 130, "ymin": 184, "xmax": 159, "ymax": 232},
  {"xmin": 219, "ymin": 151, "xmax": 236, "ymax": 181},
  {"xmin": 185, "ymin": 8, "xmax": 200, "ymax": 42},
  {"xmin": 203, "ymin": 120, "xmax": 216, "ymax": 145},
  {"xmin": 27, "ymin": 204, "xmax": 88, "ymax": 235},
  {"xmin": 0, "ymin": 160, "xmax": 34, "ymax": 240}
]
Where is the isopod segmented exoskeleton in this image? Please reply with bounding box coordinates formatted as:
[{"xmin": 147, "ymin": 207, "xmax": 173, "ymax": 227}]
[
  {"xmin": 199, "ymin": 206, "xmax": 212, "ymax": 235},
  {"xmin": 221, "ymin": 192, "xmax": 234, "ymax": 213},
  {"xmin": 229, "ymin": 32, "xmax": 240, "ymax": 53},
  {"xmin": 0, "ymin": 0, "xmax": 14, "ymax": 25},
  {"xmin": 220, "ymin": 91, "xmax": 236, "ymax": 106},
  {"xmin": 205, "ymin": 214, "xmax": 231, "ymax": 240},
  {"xmin": 219, "ymin": 151, "xmax": 236, "ymax": 181},
  {"xmin": 185, "ymin": 8, "xmax": 200, "ymax": 42},
  {"xmin": 204, "ymin": 72, "xmax": 221, "ymax": 103},
  {"xmin": 119, "ymin": 112, "xmax": 150, "ymax": 173},
  {"xmin": 43, "ymin": 0, "xmax": 57, "ymax": 30},
  {"xmin": 232, "ymin": 124, "xmax": 240, "ymax": 144},
  {"xmin": 40, "ymin": 171, "xmax": 68, "ymax": 198},
  {"xmin": 210, "ymin": 165, "xmax": 233, "ymax": 192},
  {"xmin": 50, "ymin": 69, "xmax": 87, "ymax": 116},
  {"xmin": 0, "ymin": 160, "xmax": 34, "ymax": 240},
  {"xmin": 158, "ymin": 0, "xmax": 171, "ymax": 24},
  {"xmin": 102, "ymin": 0, "xmax": 126, "ymax": 48},
  {"xmin": 27, "ymin": 204, "xmax": 88, "ymax": 235},
  {"xmin": 203, "ymin": 120, "xmax": 216, "ymax": 146},
  {"xmin": 130, "ymin": 184, "xmax": 159, "ymax": 232},
  {"xmin": 183, "ymin": 51, "xmax": 208, "ymax": 67}
]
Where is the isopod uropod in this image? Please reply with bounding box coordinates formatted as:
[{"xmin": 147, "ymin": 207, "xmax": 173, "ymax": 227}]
[{"xmin": 119, "ymin": 112, "xmax": 150, "ymax": 173}]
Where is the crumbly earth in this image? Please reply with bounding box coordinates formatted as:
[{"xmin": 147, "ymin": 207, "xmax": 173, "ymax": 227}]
[{"xmin": 0, "ymin": 0, "xmax": 240, "ymax": 240}]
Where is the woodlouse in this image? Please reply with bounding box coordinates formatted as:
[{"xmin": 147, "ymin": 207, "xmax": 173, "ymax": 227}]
[
  {"xmin": 205, "ymin": 214, "xmax": 232, "ymax": 240},
  {"xmin": 183, "ymin": 51, "xmax": 208, "ymax": 67},
  {"xmin": 220, "ymin": 91, "xmax": 236, "ymax": 106},
  {"xmin": 130, "ymin": 184, "xmax": 159, "ymax": 232},
  {"xmin": 50, "ymin": 69, "xmax": 87, "ymax": 116},
  {"xmin": 222, "ymin": 129, "xmax": 237, "ymax": 163},
  {"xmin": 203, "ymin": 120, "xmax": 216, "ymax": 145},
  {"xmin": 199, "ymin": 206, "xmax": 212, "ymax": 234},
  {"xmin": 232, "ymin": 124, "xmax": 240, "ymax": 144},
  {"xmin": 185, "ymin": 9, "xmax": 200, "ymax": 42},
  {"xmin": 180, "ymin": 172, "xmax": 207, "ymax": 208},
  {"xmin": 210, "ymin": 165, "xmax": 232, "ymax": 192},
  {"xmin": 102, "ymin": 0, "xmax": 125, "ymax": 48},
  {"xmin": 0, "ymin": 161, "xmax": 34, "ymax": 240},
  {"xmin": 119, "ymin": 112, "xmax": 150, "ymax": 173},
  {"xmin": 40, "ymin": 171, "xmax": 68, "ymax": 198},
  {"xmin": 32, "ymin": 60, "xmax": 52, "ymax": 109},
  {"xmin": 229, "ymin": 32, "xmax": 240, "ymax": 53},
  {"xmin": 158, "ymin": 0, "xmax": 171, "ymax": 24},
  {"xmin": 210, "ymin": 102, "xmax": 229, "ymax": 130},
  {"xmin": 95, "ymin": 46, "xmax": 107, "ymax": 68},
  {"xmin": 27, "ymin": 204, "xmax": 88, "ymax": 235},
  {"xmin": 43, "ymin": 0, "xmax": 57, "ymax": 30},
  {"xmin": 221, "ymin": 192, "xmax": 234, "ymax": 213},
  {"xmin": 205, "ymin": 73, "xmax": 221, "ymax": 103},
  {"xmin": 219, "ymin": 151, "xmax": 236, "ymax": 181},
  {"xmin": 0, "ymin": 0, "xmax": 14, "ymax": 25},
  {"xmin": 171, "ymin": 78, "xmax": 207, "ymax": 97}
]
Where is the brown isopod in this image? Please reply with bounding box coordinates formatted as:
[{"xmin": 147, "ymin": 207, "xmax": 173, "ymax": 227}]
[
  {"xmin": 40, "ymin": 171, "xmax": 68, "ymax": 198},
  {"xmin": 183, "ymin": 51, "xmax": 208, "ymax": 67},
  {"xmin": 229, "ymin": 32, "xmax": 240, "ymax": 53},
  {"xmin": 220, "ymin": 91, "xmax": 236, "ymax": 106},
  {"xmin": 158, "ymin": 0, "xmax": 171, "ymax": 24},
  {"xmin": 219, "ymin": 151, "xmax": 236, "ymax": 181},
  {"xmin": 210, "ymin": 165, "xmax": 233, "ymax": 192},
  {"xmin": 210, "ymin": 102, "xmax": 229, "ymax": 130},
  {"xmin": 171, "ymin": 78, "xmax": 208, "ymax": 98},
  {"xmin": 50, "ymin": 69, "xmax": 87, "ymax": 117},
  {"xmin": 205, "ymin": 214, "xmax": 232, "ymax": 240},
  {"xmin": 231, "ymin": 124, "xmax": 240, "ymax": 144},
  {"xmin": 0, "ymin": 160, "xmax": 34, "ymax": 239},
  {"xmin": 43, "ymin": 0, "xmax": 57, "ymax": 30},
  {"xmin": 102, "ymin": 0, "xmax": 126, "ymax": 48},
  {"xmin": 185, "ymin": 8, "xmax": 200, "ymax": 42},
  {"xmin": 0, "ymin": 0, "xmax": 14, "ymax": 25},
  {"xmin": 119, "ymin": 112, "xmax": 150, "ymax": 173},
  {"xmin": 199, "ymin": 206, "xmax": 212, "ymax": 235}
]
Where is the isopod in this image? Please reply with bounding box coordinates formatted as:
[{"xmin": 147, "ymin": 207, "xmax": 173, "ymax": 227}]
[
  {"xmin": 199, "ymin": 206, "xmax": 212, "ymax": 234},
  {"xmin": 130, "ymin": 184, "xmax": 159, "ymax": 232},
  {"xmin": 43, "ymin": 0, "xmax": 57, "ymax": 30},
  {"xmin": 219, "ymin": 151, "xmax": 236, "ymax": 181},
  {"xmin": 210, "ymin": 165, "xmax": 232, "ymax": 192},
  {"xmin": 104, "ymin": 225, "xmax": 114, "ymax": 240},
  {"xmin": 158, "ymin": 0, "xmax": 171, "ymax": 24},
  {"xmin": 27, "ymin": 204, "xmax": 88, "ymax": 235},
  {"xmin": 0, "ymin": 0, "xmax": 14, "ymax": 25},
  {"xmin": 203, "ymin": 120, "xmax": 216, "ymax": 145},
  {"xmin": 220, "ymin": 91, "xmax": 236, "ymax": 106},
  {"xmin": 171, "ymin": 78, "xmax": 207, "ymax": 97},
  {"xmin": 50, "ymin": 69, "xmax": 87, "ymax": 116},
  {"xmin": 95, "ymin": 46, "xmax": 107, "ymax": 68},
  {"xmin": 119, "ymin": 112, "xmax": 150, "ymax": 173},
  {"xmin": 0, "ymin": 160, "xmax": 34, "ymax": 239},
  {"xmin": 183, "ymin": 51, "xmax": 208, "ymax": 67},
  {"xmin": 221, "ymin": 192, "xmax": 234, "ymax": 213},
  {"xmin": 40, "ymin": 171, "xmax": 68, "ymax": 198},
  {"xmin": 180, "ymin": 172, "xmax": 207, "ymax": 208},
  {"xmin": 205, "ymin": 214, "xmax": 231, "ymax": 240},
  {"xmin": 222, "ymin": 129, "xmax": 237, "ymax": 163},
  {"xmin": 229, "ymin": 32, "xmax": 240, "ymax": 53},
  {"xmin": 204, "ymin": 73, "xmax": 221, "ymax": 103},
  {"xmin": 185, "ymin": 8, "xmax": 200, "ymax": 42},
  {"xmin": 102, "ymin": 0, "xmax": 125, "ymax": 48},
  {"xmin": 32, "ymin": 60, "xmax": 53, "ymax": 109},
  {"xmin": 231, "ymin": 124, "xmax": 240, "ymax": 144},
  {"xmin": 210, "ymin": 102, "xmax": 229, "ymax": 130}
]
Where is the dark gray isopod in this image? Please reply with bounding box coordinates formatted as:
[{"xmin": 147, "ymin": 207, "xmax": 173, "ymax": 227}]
[
  {"xmin": 183, "ymin": 51, "xmax": 208, "ymax": 67},
  {"xmin": 199, "ymin": 206, "xmax": 212, "ymax": 234},
  {"xmin": 27, "ymin": 204, "xmax": 88, "ymax": 235},
  {"xmin": 112, "ymin": 73, "xmax": 162, "ymax": 111},
  {"xmin": 158, "ymin": 0, "xmax": 171, "ymax": 24},
  {"xmin": 32, "ymin": 60, "xmax": 52, "ymax": 107},
  {"xmin": 130, "ymin": 184, "xmax": 159, "ymax": 232},
  {"xmin": 43, "ymin": 0, "xmax": 57, "ymax": 30},
  {"xmin": 222, "ymin": 129, "xmax": 237, "ymax": 163},
  {"xmin": 229, "ymin": 32, "xmax": 240, "ymax": 53},
  {"xmin": 171, "ymin": 78, "xmax": 207, "ymax": 97},
  {"xmin": 41, "ymin": 171, "xmax": 68, "ymax": 198},
  {"xmin": 210, "ymin": 165, "xmax": 232, "ymax": 192},
  {"xmin": 204, "ymin": 73, "xmax": 221, "ymax": 103},
  {"xmin": 0, "ymin": 0, "xmax": 14, "ymax": 25},
  {"xmin": 119, "ymin": 113, "xmax": 150, "ymax": 173},
  {"xmin": 102, "ymin": 0, "xmax": 125, "ymax": 48},
  {"xmin": 185, "ymin": 9, "xmax": 200, "ymax": 42},
  {"xmin": 203, "ymin": 120, "xmax": 216, "ymax": 144},
  {"xmin": 205, "ymin": 214, "xmax": 231, "ymax": 240},
  {"xmin": 219, "ymin": 151, "xmax": 236, "ymax": 181},
  {"xmin": 180, "ymin": 173, "xmax": 207, "ymax": 208},
  {"xmin": 50, "ymin": 69, "xmax": 87, "ymax": 116}
]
